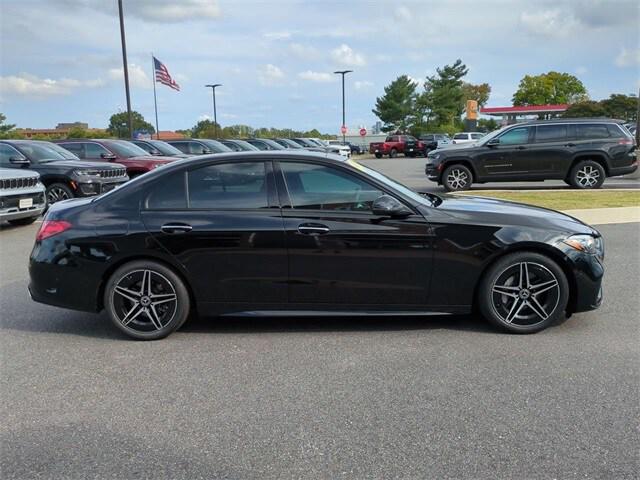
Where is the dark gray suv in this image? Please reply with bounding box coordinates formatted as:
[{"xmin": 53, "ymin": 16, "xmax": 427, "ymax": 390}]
[{"xmin": 425, "ymin": 119, "xmax": 637, "ymax": 191}]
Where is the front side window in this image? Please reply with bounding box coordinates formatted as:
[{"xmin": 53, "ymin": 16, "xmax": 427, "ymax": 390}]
[
  {"xmin": 85, "ymin": 143, "xmax": 111, "ymax": 159},
  {"xmin": 471, "ymin": 133, "xmax": 484, "ymax": 140},
  {"xmin": 498, "ymin": 127, "xmax": 530, "ymax": 145},
  {"xmin": 169, "ymin": 142, "xmax": 189, "ymax": 154},
  {"xmin": 281, "ymin": 162, "xmax": 383, "ymax": 212},
  {"xmin": 535, "ymin": 125, "xmax": 568, "ymax": 142},
  {"xmin": 132, "ymin": 141, "xmax": 154, "ymax": 154},
  {"xmin": 576, "ymin": 124, "xmax": 610, "ymax": 139},
  {"xmin": 59, "ymin": 143, "xmax": 84, "ymax": 157},
  {"xmin": 0, "ymin": 144, "xmax": 23, "ymax": 166},
  {"xmin": 188, "ymin": 161, "xmax": 268, "ymax": 209}
]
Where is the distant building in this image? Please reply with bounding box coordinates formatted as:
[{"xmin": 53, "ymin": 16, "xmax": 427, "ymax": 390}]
[
  {"xmin": 56, "ymin": 122, "xmax": 89, "ymax": 130},
  {"xmin": 480, "ymin": 104, "xmax": 569, "ymax": 125},
  {"xmin": 156, "ymin": 131, "xmax": 186, "ymax": 140}
]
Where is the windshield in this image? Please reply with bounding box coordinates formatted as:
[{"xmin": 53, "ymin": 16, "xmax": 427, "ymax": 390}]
[
  {"xmin": 200, "ymin": 139, "xmax": 233, "ymax": 153},
  {"xmin": 277, "ymin": 138, "xmax": 304, "ymax": 149},
  {"xmin": 347, "ymin": 159, "xmax": 438, "ymax": 207},
  {"xmin": 45, "ymin": 142, "xmax": 80, "ymax": 160},
  {"xmin": 103, "ymin": 140, "xmax": 150, "ymax": 158},
  {"xmin": 477, "ymin": 125, "xmax": 510, "ymax": 145},
  {"xmin": 233, "ymin": 140, "xmax": 260, "ymax": 151},
  {"xmin": 260, "ymin": 139, "xmax": 286, "ymax": 150},
  {"xmin": 148, "ymin": 140, "xmax": 184, "ymax": 155},
  {"xmin": 15, "ymin": 142, "xmax": 67, "ymax": 163}
]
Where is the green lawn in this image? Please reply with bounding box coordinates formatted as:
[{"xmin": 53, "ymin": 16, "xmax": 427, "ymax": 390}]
[{"xmin": 456, "ymin": 190, "xmax": 640, "ymax": 210}]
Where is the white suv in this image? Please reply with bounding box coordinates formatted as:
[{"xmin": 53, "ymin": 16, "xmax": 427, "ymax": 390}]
[{"xmin": 452, "ymin": 132, "xmax": 485, "ymax": 144}]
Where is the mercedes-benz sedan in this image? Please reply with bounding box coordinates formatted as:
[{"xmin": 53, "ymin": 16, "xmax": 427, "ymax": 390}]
[{"xmin": 29, "ymin": 152, "xmax": 604, "ymax": 340}]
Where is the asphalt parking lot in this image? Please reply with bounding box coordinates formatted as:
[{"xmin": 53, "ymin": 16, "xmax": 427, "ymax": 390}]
[
  {"xmin": 1, "ymin": 217, "xmax": 638, "ymax": 478},
  {"xmin": 356, "ymin": 155, "xmax": 640, "ymax": 192}
]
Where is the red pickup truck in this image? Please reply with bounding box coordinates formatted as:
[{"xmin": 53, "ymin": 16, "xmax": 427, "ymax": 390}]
[{"xmin": 369, "ymin": 135, "xmax": 427, "ymax": 158}]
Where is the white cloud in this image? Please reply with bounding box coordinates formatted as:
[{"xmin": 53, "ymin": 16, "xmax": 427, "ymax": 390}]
[
  {"xmin": 264, "ymin": 31, "xmax": 292, "ymax": 40},
  {"xmin": 197, "ymin": 114, "xmax": 212, "ymax": 121},
  {"xmin": 221, "ymin": 113, "xmax": 238, "ymax": 119},
  {"xmin": 62, "ymin": 0, "xmax": 221, "ymax": 23},
  {"xmin": 330, "ymin": 44, "xmax": 366, "ymax": 67},
  {"xmin": 394, "ymin": 6, "xmax": 412, "ymax": 22},
  {"xmin": 575, "ymin": 66, "xmax": 588, "ymax": 75},
  {"xmin": 407, "ymin": 76, "xmax": 422, "ymax": 86},
  {"xmin": 0, "ymin": 73, "xmax": 105, "ymax": 97},
  {"xmin": 354, "ymin": 80, "xmax": 374, "ymax": 90},
  {"xmin": 520, "ymin": 9, "xmax": 579, "ymax": 37},
  {"xmin": 298, "ymin": 71, "xmax": 335, "ymax": 82},
  {"xmin": 615, "ymin": 47, "xmax": 640, "ymax": 67},
  {"xmin": 258, "ymin": 64, "xmax": 285, "ymax": 86},
  {"xmin": 289, "ymin": 43, "xmax": 320, "ymax": 59},
  {"xmin": 107, "ymin": 64, "xmax": 152, "ymax": 89}
]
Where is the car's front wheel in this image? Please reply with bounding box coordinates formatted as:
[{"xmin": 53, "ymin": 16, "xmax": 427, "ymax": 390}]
[
  {"xmin": 46, "ymin": 183, "xmax": 74, "ymax": 204},
  {"xmin": 104, "ymin": 260, "xmax": 191, "ymax": 340},
  {"xmin": 374, "ymin": 152, "xmax": 382, "ymax": 158},
  {"xmin": 478, "ymin": 252, "xmax": 569, "ymax": 333},
  {"xmin": 569, "ymin": 160, "xmax": 605, "ymax": 189},
  {"xmin": 389, "ymin": 148, "xmax": 398, "ymax": 158},
  {"xmin": 442, "ymin": 164, "xmax": 473, "ymax": 191}
]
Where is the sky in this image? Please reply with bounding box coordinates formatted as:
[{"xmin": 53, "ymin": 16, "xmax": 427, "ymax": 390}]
[{"xmin": 1, "ymin": 0, "xmax": 639, "ymax": 134}]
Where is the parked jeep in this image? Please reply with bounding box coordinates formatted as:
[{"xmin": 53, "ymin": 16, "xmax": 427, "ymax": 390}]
[
  {"xmin": 0, "ymin": 140, "xmax": 129, "ymax": 204},
  {"xmin": 0, "ymin": 168, "xmax": 46, "ymax": 225},
  {"xmin": 425, "ymin": 119, "xmax": 637, "ymax": 191}
]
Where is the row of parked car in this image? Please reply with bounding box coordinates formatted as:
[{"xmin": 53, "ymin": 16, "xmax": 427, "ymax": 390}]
[
  {"xmin": 369, "ymin": 132, "xmax": 483, "ymax": 158},
  {"xmin": 0, "ymin": 136, "xmax": 357, "ymax": 226}
]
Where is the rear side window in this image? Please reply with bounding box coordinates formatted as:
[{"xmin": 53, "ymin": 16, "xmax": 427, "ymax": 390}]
[
  {"xmin": 606, "ymin": 124, "xmax": 626, "ymax": 138},
  {"xmin": 169, "ymin": 142, "xmax": 189, "ymax": 154},
  {"xmin": 535, "ymin": 125, "xmax": 568, "ymax": 142},
  {"xmin": 471, "ymin": 133, "xmax": 484, "ymax": 140},
  {"xmin": 188, "ymin": 161, "xmax": 268, "ymax": 209},
  {"xmin": 576, "ymin": 124, "xmax": 610, "ymax": 139},
  {"xmin": 145, "ymin": 172, "xmax": 187, "ymax": 209},
  {"xmin": 453, "ymin": 134, "xmax": 467, "ymax": 140},
  {"xmin": 85, "ymin": 143, "xmax": 111, "ymax": 159},
  {"xmin": 59, "ymin": 142, "xmax": 84, "ymax": 157}
]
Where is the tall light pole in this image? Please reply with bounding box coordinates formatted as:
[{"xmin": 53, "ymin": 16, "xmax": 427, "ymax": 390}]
[
  {"xmin": 117, "ymin": 0, "xmax": 133, "ymax": 139},
  {"xmin": 205, "ymin": 84, "xmax": 222, "ymax": 138},
  {"xmin": 334, "ymin": 70, "xmax": 352, "ymax": 144}
]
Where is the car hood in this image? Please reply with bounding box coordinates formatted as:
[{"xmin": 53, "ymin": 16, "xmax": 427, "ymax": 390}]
[
  {"xmin": 40, "ymin": 160, "xmax": 126, "ymax": 170},
  {"xmin": 129, "ymin": 155, "xmax": 176, "ymax": 163},
  {"xmin": 435, "ymin": 142, "xmax": 482, "ymax": 152},
  {"xmin": 433, "ymin": 194, "xmax": 598, "ymax": 235},
  {"xmin": 0, "ymin": 168, "xmax": 39, "ymax": 180}
]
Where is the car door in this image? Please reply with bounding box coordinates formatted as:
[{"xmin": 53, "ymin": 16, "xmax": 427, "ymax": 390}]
[
  {"xmin": 526, "ymin": 124, "xmax": 571, "ymax": 178},
  {"xmin": 275, "ymin": 160, "xmax": 432, "ymax": 307},
  {"xmin": 478, "ymin": 126, "xmax": 532, "ymax": 178},
  {"xmin": 141, "ymin": 160, "xmax": 288, "ymax": 308}
]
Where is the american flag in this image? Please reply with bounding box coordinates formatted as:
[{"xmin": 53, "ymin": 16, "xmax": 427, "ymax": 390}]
[{"xmin": 153, "ymin": 56, "xmax": 180, "ymax": 91}]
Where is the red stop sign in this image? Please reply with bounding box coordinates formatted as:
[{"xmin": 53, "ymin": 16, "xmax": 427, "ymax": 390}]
[
  {"xmin": 359, "ymin": 127, "xmax": 367, "ymax": 137},
  {"xmin": 340, "ymin": 125, "xmax": 347, "ymax": 134}
]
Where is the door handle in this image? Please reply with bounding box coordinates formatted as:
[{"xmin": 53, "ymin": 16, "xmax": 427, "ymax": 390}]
[
  {"xmin": 297, "ymin": 223, "xmax": 330, "ymax": 235},
  {"xmin": 515, "ymin": 146, "xmax": 526, "ymax": 150},
  {"xmin": 161, "ymin": 223, "xmax": 192, "ymax": 234},
  {"xmin": 564, "ymin": 143, "xmax": 576, "ymax": 147}
]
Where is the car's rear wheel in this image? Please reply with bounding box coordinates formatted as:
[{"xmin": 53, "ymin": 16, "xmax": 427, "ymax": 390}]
[
  {"xmin": 569, "ymin": 160, "xmax": 605, "ymax": 189},
  {"xmin": 442, "ymin": 164, "xmax": 473, "ymax": 191},
  {"xmin": 374, "ymin": 152, "xmax": 382, "ymax": 158},
  {"xmin": 478, "ymin": 252, "xmax": 569, "ymax": 333},
  {"xmin": 46, "ymin": 183, "xmax": 74, "ymax": 204},
  {"xmin": 8, "ymin": 216, "xmax": 39, "ymax": 226},
  {"xmin": 389, "ymin": 148, "xmax": 398, "ymax": 158},
  {"xmin": 104, "ymin": 260, "xmax": 190, "ymax": 340}
]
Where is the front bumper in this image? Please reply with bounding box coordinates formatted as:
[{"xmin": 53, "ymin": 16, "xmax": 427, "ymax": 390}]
[
  {"xmin": 0, "ymin": 188, "xmax": 47, "ymax": 221},
  {"xmin": 75, "ymin": 179, "xmax": 127, "ymax": 197},
  {"xmin": 425, "ymin": 162, "xmax": 441, "ymax": 182}
]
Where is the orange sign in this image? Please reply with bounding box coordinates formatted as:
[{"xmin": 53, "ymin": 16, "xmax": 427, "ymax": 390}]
[{"xmin": 466, "ymin": 100, "xmax": 478, "ymax": 120}]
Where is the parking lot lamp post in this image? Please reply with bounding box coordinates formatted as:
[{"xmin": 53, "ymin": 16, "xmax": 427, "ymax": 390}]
[
  {"xmin": 205, "ymin": 84, "xmax": 222, "ymax": 138},
  {"xmin": 334, "ymin": 70, "xmax": 352, "ymax": 144}
]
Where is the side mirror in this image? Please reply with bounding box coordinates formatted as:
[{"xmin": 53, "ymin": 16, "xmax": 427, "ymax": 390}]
[
  {"xmin": 9, "ymin": 156, "xmax": 29, "ymax": 166},
  {"xmin": 487, "ymin": 138, "xmax": 500, "ymax": 147},
  {"xmin": 372, "ymin": 195, "xmax": 412, "ymax": 218},
  {"xmin": 100, "ymin": 153, "xmax": 117, "ymax": 160}
]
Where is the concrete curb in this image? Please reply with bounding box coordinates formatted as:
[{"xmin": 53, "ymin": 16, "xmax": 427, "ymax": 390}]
[{"xmin": 561, "ymin": 206, "xmax": 640, "ymax": 225}]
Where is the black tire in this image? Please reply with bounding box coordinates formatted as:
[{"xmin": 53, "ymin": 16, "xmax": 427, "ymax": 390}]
[
  {"xmin": 406, "ymin": 152, "xmax": 416, "ymax": 158},
  {"xmin": 478, "ymin": 252, "xmax": 569, "ymax": 334},
  {"xmin": 104, "ymin": 260, "xmax": 191, "ymax": 340},
  {"xmin": 8, "ymin": 216, "xmax": 39, "ymax": 226},
  {"xmin": 374, "ymin": 152, "xmax": 382, "ymax": 158},
  {"xmin": 389, "ymin": 148, "xmax": 398, "ymax": 158},
  {"xmin": 46, "ymin": 183, "xmax": 74, "ymax": 204},
  {"xmin": 442, "ymin": 164, "xmax": 473, "ymax": 192},
  {"xmin": 569, "ymin": 160, "xmax": 605, "ymax": 189}
]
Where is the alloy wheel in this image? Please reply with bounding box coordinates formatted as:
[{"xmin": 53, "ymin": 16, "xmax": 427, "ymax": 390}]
[
  {"xmin": 47, "ymin": 186, "xmax": 71, "ymax": 203},
  {"xmin": 491, "ymin": 262, "xmax": 560, "ymax": 327},
  {"xmin": 575, "ymin": 165, "xmax": 601, "ymax": 188},
  {"xmin": 110, "ymin": 269, "xmax": 178, "ymax": 333},
  {"xmin": 447, "ymin": 169, "xmax": 469, "ymax": 190}
]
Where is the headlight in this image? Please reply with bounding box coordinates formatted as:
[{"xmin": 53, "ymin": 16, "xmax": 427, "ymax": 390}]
[
  {"xmin": 428, "ymin": 153, "xmax": 441, "ymax": 161},
  {"xmin": 563, "ymin": 234, "xmax": 603, "ymax": 256},
  {"xmin": 73, "ymin": 169, "xmax": 100, "ymax": 177}
]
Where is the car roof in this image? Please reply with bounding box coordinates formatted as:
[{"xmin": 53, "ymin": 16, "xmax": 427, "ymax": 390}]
[{"xmin": 517, "ymin": 118, "xmax": 625, "ymax": 126}]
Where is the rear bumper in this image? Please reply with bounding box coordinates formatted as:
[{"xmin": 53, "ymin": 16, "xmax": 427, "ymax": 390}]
[{"xmin": 609, "ymin": 160, "xmax": 638, "ymax": 177}]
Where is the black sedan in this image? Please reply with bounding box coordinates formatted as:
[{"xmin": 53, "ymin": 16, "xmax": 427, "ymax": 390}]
[{"xmin": 29, "ymin": 151, "xmax": 604, "ymax": 340}]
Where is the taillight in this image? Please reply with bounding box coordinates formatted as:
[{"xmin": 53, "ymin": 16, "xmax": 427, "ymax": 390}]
[
  {"xmin": 618, "ymin": 138, "xmax": 634, "ymax": 145},
  {"xmin": 36, "ymin": 220, "xmax": 72, "ymax": 241}
]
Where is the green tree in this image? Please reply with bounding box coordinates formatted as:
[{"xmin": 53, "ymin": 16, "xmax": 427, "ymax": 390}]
[
  {"xmin": 462, "ymin": 82, "xmax": 491, "ymax": 109},
  {"xmin": 372, "ymin": 75, "xmax": 418, "ymax": 133},
  {"xmin": 600, "ymin": 94, "xmax": 637, "ymax": 122},
  {"xmin": 478, "ymin": 118, "xmax": 500, "ymax": 132},
  {"xmin": 107, "ymin": 111, "xmax": 155, "ymax": 138},
  {"xmin": 191, "ymin": 119, "xmax": 221, "ymax": 138},
  {"xmin": 512, "ymin": 71, "xmax": 588, "ymax": 106},
  {"xmin": 420, "ymin": 59, "xmax": 469, "ymax": 128},
  {"xmin": 0, "ymin": 113, "xmax": 16, "ymax": 135},
  {"xmin": 563, "ymin": 101, "xmax": 607, "ymax": 118}
]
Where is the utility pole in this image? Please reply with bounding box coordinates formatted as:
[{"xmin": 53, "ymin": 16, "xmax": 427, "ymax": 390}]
[
  {"xmin": 334, "ymin": 70, "xmax": 352, "ymax": 143},
  {"xmin": 205, "ymin": 84, "xmax": 222, "ymax": 138},
  {"xmin": 117, "ymin": 0, "xmax": 133, "ymax": 139}
]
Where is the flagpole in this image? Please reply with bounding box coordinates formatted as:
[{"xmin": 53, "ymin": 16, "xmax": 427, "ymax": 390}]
[{"xmin": 151, "ymin": 53, "xmax": 160, "ymax": 140}]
